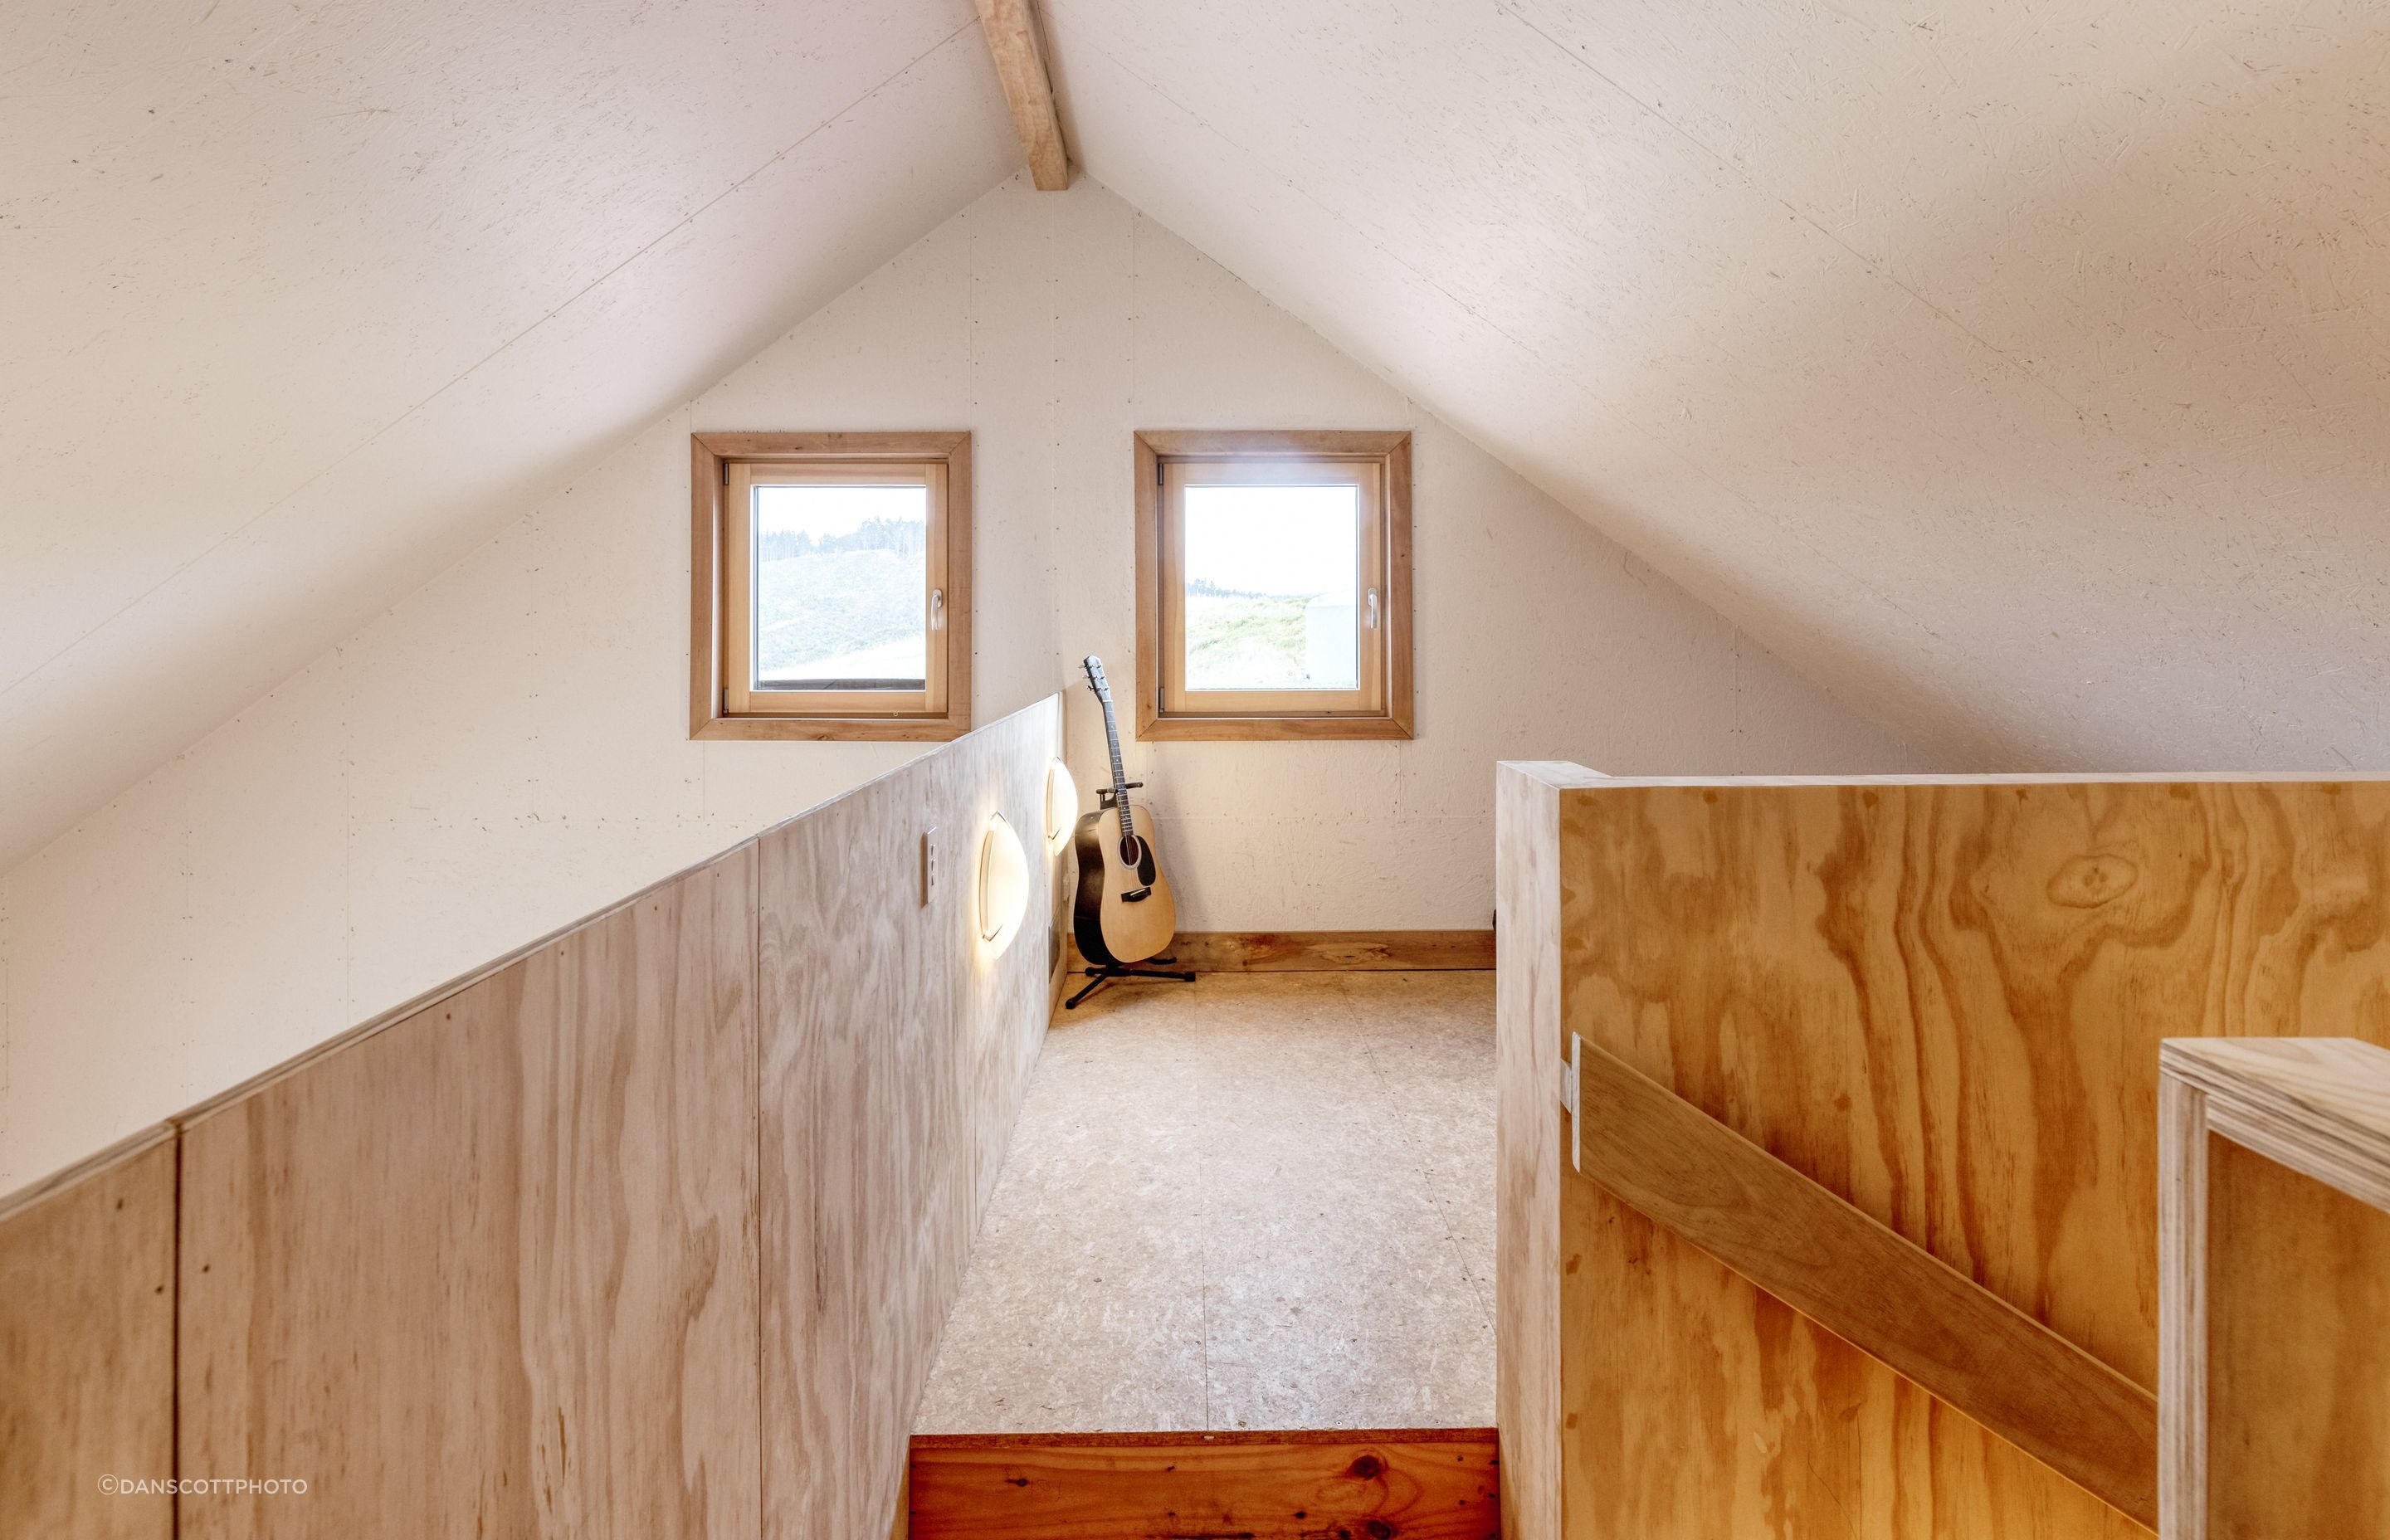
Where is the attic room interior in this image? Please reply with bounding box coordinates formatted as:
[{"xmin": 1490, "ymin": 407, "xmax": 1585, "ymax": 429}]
[{"xmin": 6, "ymin": 0, "xmax": 2390, "ymax": 1536}]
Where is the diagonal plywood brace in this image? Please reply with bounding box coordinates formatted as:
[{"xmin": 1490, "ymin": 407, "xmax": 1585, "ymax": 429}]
[
  {"xmin": 973, "ymin": 0, "xmax": 1070, "ymax": 191},
  {"xmin": 1568, "ymin": 1037, "xmax": 2161, "ymax": 1529}
]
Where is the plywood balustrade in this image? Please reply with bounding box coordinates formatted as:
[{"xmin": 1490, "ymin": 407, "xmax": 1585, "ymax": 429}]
[
  {"xmin": 905, "ymin": 1429, "xmax": 1500, "ymax": 1540},
  {"xmin": 0, "ymin": 1128, "xmax": 177, "ymax": 1540},
  {"xmin": 0, "ymin": 696, "xmax": 1063, "ymax": 1540},
  {"xmin": 1496, "ymin": 767, "xmax": 2390, "ymax": 1540},
  {"xmin": 2159, "ymin": 1037, "xmax": 2390, "ymax": 1540},
  {"xmin": 760, "ymin": 697, "xmax": 1062, "ymax": 1540},
  {"xmin": 1573, "ymin": 1035, "xmax": 2157, "ymax": 1524},
  {"xmin": 177, "ymin": 846, "xmax": 763, "ymax": 1538}
]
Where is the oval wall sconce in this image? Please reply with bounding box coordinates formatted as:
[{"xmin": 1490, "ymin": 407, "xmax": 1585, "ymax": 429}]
[
  {"xmin": 1044, "ymin": 758, "xmax": 1078, "ymax": 845},
  {"xmin": 978, "ymin": 811, "xmax": 1029, "ymax": 954}
]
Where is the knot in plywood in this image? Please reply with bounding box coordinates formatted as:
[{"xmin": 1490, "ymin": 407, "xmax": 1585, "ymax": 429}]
[{"xmin": 2046, "ymin": 851, "xmax": 2139, "ymax": 908}]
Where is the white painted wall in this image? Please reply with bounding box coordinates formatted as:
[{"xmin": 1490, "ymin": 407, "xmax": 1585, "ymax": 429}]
[{"xmin": 0, "ymin": 176, "xmax": 1928, "ymax": 1192}]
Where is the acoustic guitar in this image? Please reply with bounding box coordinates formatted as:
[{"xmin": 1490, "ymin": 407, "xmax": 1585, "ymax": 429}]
[{"xmin": 1071, "ymin": 655, "xmax": 1178, "ymax": 966}]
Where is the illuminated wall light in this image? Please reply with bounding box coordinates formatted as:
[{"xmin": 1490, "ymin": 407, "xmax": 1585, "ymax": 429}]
[
  {"xmin": 978, "ymin": 811, "xmax": 1030, "ymax": 954},
  {"xmin": 1044, "ymin": 758, "xmax": 1079, "ymax": 845}
]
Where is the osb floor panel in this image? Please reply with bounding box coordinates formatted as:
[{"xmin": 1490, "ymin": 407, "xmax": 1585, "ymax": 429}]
[{"xmin": 915, "ymin": 971, "xmax": 1495, "ymax": 1433}]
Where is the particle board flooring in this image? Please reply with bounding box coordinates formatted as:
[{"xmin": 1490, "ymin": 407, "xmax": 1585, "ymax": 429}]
[{"xmin": 914, "ymin": 971, "xmax": 1495, "ymax": 1434}]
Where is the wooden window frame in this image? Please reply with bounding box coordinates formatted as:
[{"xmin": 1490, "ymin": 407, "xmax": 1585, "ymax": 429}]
[
  {"xmin": 1134, "ymin": 430, "xmax": 1412, "ymax": 742},
  {"xmin": 690, "ymin": 431, "xmax": 972, "ymax": 742}
]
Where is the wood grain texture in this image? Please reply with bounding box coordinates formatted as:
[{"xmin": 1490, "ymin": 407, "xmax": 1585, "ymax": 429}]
[
  {"xmin": 2158, "ymin": 1038, "xmax": 2390, "ymax": 1539},
  {"xmin": 176, "ymin": 850, "xmax": 762, "ymax": 1539},
  {"xmin": 2162, "ymin": 1036, "xmax": 2390, "ymax": 1209},
  {"xmin": 0, "ymin": 1130, "xmax": 175, "ymax": 1540},
  {"xmin": 2203, "ymin": 1135, "xmax": 2390, "ymax": 1538},
  {"xmin": 1495, "ymin": 764, "xmax": 1590, "ymax": 1540},
  {"xmin": 0, "ymin": 698, "xmax": 1061, "ymax": 1540},
  {"xmin": 906, "ymin": 1430, "xmax": 1499, "ymax": 1540},
  {"xmin": 1524, "ymin": 775, "xmax": 2390, "ymax": 1539},
  {"xmin": 759, "ymin": 697, "xmax": 1063, "ymax": 1540},
  {"xmin": 2157, "ymin": 1074, "xmax": 2208, "ymax": 1540},
  {"xmin": 1066, "ymin": 928, "xmax": 1494, "ymax": 973},
  {"xmin": 972, "ymin": 0, "xmax": 1069, "ymax": 189},
  {"xmin": 1572, "ymin": 1034, "xmax": 2158, "ymax": 1525},
  {"xmin": 1134, "ymin": 714, "xmax": 1417, "ymax": 742}
]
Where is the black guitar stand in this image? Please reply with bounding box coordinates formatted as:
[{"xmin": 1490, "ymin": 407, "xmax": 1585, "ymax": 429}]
[{"xmin": 1063, "ymin": 956, "xmax": 1197, "ymax": 1010}]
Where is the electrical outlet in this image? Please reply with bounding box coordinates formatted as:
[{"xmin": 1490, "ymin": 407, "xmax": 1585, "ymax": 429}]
[{"xmin": 920, "ymin": 827, "xmax": 939, "ymax": 907}]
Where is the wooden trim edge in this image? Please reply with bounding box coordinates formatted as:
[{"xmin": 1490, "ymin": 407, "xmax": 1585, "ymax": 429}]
[{"xmin": 0, "ymin": 1122, "xmax": 178, "ymax": 1226}]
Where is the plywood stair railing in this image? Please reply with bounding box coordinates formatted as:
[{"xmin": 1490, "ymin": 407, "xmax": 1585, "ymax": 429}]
[
  {"xmin": 0, "ymin": 696, "xmax": 1067, "ymax": 1540},
  {"xmin": 1498, "ymin": 764, "xmax": 2390, "ymax": 1540},
  {"xmin": 1568, "ymin": 1037, "xmax": 2158, "ymax": 1524}
]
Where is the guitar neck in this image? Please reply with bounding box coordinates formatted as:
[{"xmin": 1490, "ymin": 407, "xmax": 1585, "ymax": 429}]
[{"xmin": 1098, "ymin": 693, "xmax": 1134, "ymax": 839}]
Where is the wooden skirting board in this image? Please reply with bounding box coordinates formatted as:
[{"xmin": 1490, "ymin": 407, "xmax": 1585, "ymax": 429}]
[
  {"xmin": 905, "ymin": 1429, "xmax": 1500, "ymax": 1540},
  {"xmin": 1066, "ymin": 928, "xmax": 1494, "ymax": 974}
]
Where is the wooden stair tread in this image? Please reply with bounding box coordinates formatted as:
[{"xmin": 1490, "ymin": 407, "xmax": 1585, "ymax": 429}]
[{"xmin": 905, "ymin": 1428, "xmax": 1499, "ymax": 1540}]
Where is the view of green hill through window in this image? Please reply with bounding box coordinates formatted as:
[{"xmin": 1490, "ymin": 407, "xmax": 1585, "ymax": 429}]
[
  {"xmin": 1183, "ymin": 483, "xmax": 1359, "ymax": 690},
  {"xmin": 754, "ymin": 483, "xmax": 928, "ymax": 688}
]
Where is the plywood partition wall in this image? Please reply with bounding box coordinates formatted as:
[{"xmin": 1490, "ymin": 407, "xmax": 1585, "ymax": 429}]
[
  {"xmin": 0, "ymin": 695, "xmax": 1061, "ymax": 1537},
  {"xmin": 0, "ymin": 1128, "xmax": 177, "ymax": 1540},
  {"xmin": 178, "ymin": 846, "xmax": 763, "ymax": 1538},
  {"xmin": 1495, "ymin": 768, "xmax": 2390, "ymax": 1540},
  {"xmin": 758, "ymin": 698, "xmax": 1061, "ymax": 1539}
]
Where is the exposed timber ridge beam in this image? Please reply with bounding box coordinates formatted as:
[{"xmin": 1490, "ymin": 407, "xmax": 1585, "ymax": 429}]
[{"xmin": 973, "ymin": 0, "xmax": 1071, "ymax": 190}]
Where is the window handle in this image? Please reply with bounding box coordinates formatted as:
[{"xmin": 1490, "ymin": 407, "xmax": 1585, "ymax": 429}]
[
  {"xmin": 1366, "ymin": 587, "xmax": 1379, "ymax": 629},
  {"xmin": 931, "ymin": 587, "xmax": 945, "ymax": 629}
]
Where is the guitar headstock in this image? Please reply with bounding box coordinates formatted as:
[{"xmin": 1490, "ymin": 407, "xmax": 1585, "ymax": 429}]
[{"xmin": 1081, "ymin": 655, "xmax": 1111, "ymax": 701}]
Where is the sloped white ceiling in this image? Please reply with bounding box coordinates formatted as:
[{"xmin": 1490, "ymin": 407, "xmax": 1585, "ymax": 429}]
[
  {"xmin": 0, "ymin": 0, "xmax": 1013, "ymax": 868},
  {"xmin": 1042, "ymin": 0, "xmax": 2390, "ymax": 771}
]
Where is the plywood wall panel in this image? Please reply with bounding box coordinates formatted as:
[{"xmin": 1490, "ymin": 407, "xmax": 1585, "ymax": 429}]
[
  {"xmin": 0, "ymin": 1132, "xmax": 176, "ymax": 1540},
  {"xmin": 1525, "ymin": 774, "xmax": 2390, "ymax": 1538},
  {"xmin": 759, "ymin": 697, "xmax": 1061, "ymax": 1540},
  {"xmin": 175, "ymin": 847, "xmax": 760, "ymax": 1538},
  {"xmin": 2205, "ymin": 1133, "xmax": 2390, "ymax": 1538}
]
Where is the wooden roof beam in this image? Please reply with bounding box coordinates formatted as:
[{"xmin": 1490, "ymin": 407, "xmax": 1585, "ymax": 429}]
[{"xmin": 973, "ymin": 0, "xmax": 1071, "ymax": 190}]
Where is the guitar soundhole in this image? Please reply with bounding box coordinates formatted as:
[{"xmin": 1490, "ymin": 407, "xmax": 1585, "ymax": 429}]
[{"xmin": 1119, "ymin": 835, "xmax": 1144, "ymax": 866}]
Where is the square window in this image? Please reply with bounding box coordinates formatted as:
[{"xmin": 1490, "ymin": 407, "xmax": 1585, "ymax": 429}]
[
  {"xmin": 1136, "ymin": 431, "xmax": 1412, "ymax": 739},
  {"xmin": 691, "ymin": 433, "xmax": 971, "ymax": 740}
]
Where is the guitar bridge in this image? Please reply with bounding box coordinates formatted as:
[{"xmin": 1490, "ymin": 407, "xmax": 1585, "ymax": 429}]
[{"xmin": 1121, "ymin": 887, "xmax": 1152, "ymax": 903}]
